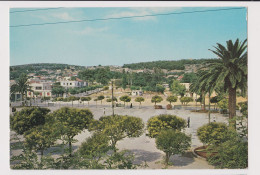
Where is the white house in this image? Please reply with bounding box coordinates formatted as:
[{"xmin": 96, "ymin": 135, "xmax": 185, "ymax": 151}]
[
  {"xmin": 131, "ymin": 90, "xmax": 143, "ymax": 96},
  {"xmin": 60, "ymin": 78, "xmax": 87, "ymax": 89}
]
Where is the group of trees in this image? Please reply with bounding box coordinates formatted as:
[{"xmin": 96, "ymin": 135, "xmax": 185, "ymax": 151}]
[
  {"xmin": 190, "ymin": 39, "xmax": 247, "ymax": 128},
  {"xmin": 10, "ymin": 107, "xmax": 145, "ymax": 169},
  {"xmin": 52, "ymin": 84, "xmax": 103, "ymax": 97},
  {"xmin": 78, "ymin": 68, "xmax": 122, "ymax": 85},
  {"xmin": 122, "ymin": 59, "xmax": 216, "ymax": 71},
  {"xmin": 10, "ymin": 105, "xmax": 194, "ymax": 168},
  {"xmin": 197, "ymin": 121, "xmax": 247, "ymax": 168}
]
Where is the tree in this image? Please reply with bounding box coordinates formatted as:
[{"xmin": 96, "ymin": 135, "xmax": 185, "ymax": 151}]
[
  {"xmin": 51, "ymin": 86, "xmax": 65, "ymax": 97},
  {"xmin": 135, "ymin": 97, "xmax": 145, "ymax": 108},
  {"xmin": 11, "ymin": 73, "xmax": 31, "ymax": 106},
  {"xmin": 50, "ymin": 107, "xmax": 94, "ymax": 156},
  {"xmin": 207, "ymin": 39, "xmax": 247, "ymax": 127},
  {"xmin": 151, "ymin": 95, "xmax": 163, "ymax": 106},
  {"xmin": 189, "ymin": 75, "xmax": 206, "ymax": 110},
  {"xmin": 119, "ymin": 95, "xmax": 131, "ymax": 108},
  {"xmin": 78, "ymin": 132, "xmax": 110, "ymax": 168},
  {"xmin": 147, "ymin": 114, "xmax": 186, "ymax": 138},
  {"xmin": 218, "ymin": 98, "xmax": 229, "ymax": 114},
  {"xmin": 56, "ymin": 97, "xmax": 64, "ymax": 107},
  {"xmin": 106, "ymin": 97, "xmax": 117, "ymax": 102},
  {"xmin": 24, "ymin": 122, "xmax": 58, "ymax": 158},
  {"xmin": 210, "ymin": 95, "xmax": 223, "ymax": 110},
  {"xmin": 97, "ymin": 95, "xmax": 105, "ymax": 105},
  {"xmin": 207, "ymin": 129, "xmax": 248, "ymax": 169},
  {"xmin": 78, "ymin": 69, "xmax": 95, "ymax": 85},
  {"xmin": 121, "ymin": 72, "xmax": 128, "ymax": 90},
  {"xmin": 94, "ymin": 98, "xmax": 98, "ymax": 108},
  {"xmin": 95, "ymin": 68, "xmax": 110, "ymax": 85},
  {"xmin": 95, "ymin": 115, "xmax": 144, "ymax": 151},
  {"xmin": 68, "ymin": 88, "xmax": 78, "ymax": 95},
  {"xmin": 180, "ymin": 97, "xmax": 193, "ymax": 106},
  {"xmin": 81, "ymin": 97, "xmax": 91, "ymax": 106},
  {"xmin": 181, "ymin": 72, "xmax": 197, "ymax": 83},
  {"xmin": 166, "ymin": 96, "xmax": 177, "ymax": 105},
  {"xmin": 171, "ymin": 80, "xmax": 186, "ymax": 97},
  {"xmin": 155, "ymin": 84, "xmax": 165, "ymax": 94},
  {"xmin": 197, "ymin": 122, "xmax": 228, "ymax": 146},
  {"xmin": 68, "ymin": 96, "xmax": 78, "ymax": 107},
  {"xmin": 156, "ymin": 130, "xmax": 191, "ymax": 165},
  {"xmin": 10, "ymin": 107, "xmax": 50, "ymax": 135}
]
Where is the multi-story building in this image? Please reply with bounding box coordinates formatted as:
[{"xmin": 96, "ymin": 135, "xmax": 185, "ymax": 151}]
[
  {"xmin": 59, "ymin": 78, "xmax": 88, "ymax": 89},
  {"xmin": 27, "ymin": 80, "xmax": 53, "ymax": 97}
]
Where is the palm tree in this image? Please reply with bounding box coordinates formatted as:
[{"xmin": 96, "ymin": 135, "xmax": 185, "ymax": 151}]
[
  {"xmin": 190, "ymin": 71, "xmax": 207, "ymax": 111},
  {"xmin": 11, "ymin": 73, "xmax": 31, "ymax": 106},
  {"xmin": 206, "ymin": 39, "xmax": 247, "ymax": 127}
]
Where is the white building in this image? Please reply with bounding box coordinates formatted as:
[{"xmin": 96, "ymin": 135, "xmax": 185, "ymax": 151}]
[
  {"xmin": 60, "ymin": 78, "xmax": 87, "ymax": 89},
  {"xmin": 131, "ymin": 90, "xmax": 143, "ymax": 96}
]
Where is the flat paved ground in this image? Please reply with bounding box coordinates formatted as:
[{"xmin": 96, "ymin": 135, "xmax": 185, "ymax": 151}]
[{"xmin": 10, "ymin": 103, "xmax": 230, "ymax": 169}]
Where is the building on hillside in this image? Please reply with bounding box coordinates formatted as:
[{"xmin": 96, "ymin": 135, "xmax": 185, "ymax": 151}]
[
  {"xmin": 162, "ymin": 83, "xmax": 169, "ymax": 88},
  {"xmin": 59, "ymin": 78, "xmax": 88, "ymax": 89},
  {"xmin": 27, "ymin": 81, "xmax": 53, "ymax": 97},
  {"xmin": 177, "ymin": 75, "xmax": 184, "ymax": 81},
  {"xmin": 131, "ymin": 90, "xmax": 143, "ymax": 96}
]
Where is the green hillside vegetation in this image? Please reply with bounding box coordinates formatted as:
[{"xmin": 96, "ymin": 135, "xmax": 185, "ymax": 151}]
[
  {"xmin": 122, "ymin": 58, "xmax": 217, "ymax": 70},
  {"xmin": 10, "ymin": 63, "xmax": 85, "ymax": 80}
]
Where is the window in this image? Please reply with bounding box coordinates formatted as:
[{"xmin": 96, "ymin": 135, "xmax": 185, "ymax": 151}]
[
  {"xmin": 70, "ymin": 83, "xmax": 72, "ymax": 85},
  {"xmin": 36, "ymin": 87, "xmax": 42, "ymax": 90}
]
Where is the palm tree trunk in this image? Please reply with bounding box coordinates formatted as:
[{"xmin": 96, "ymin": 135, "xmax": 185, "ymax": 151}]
[
  {"xmin": 201, "ymin": 91, "xmax": 205, "ymax": 110},
  {"xmin": 229, "ymin": 87, "xmax": 237, "ymax": 128},
  {"xmin": 195, "ymin": 94, "xmax": 197, "ymax": 111}
]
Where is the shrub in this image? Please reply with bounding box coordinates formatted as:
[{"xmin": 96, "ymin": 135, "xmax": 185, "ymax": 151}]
[
  {"xmin": 218, "ymin": 98, "xmax": 228, "ymax": 114},
  {"xmin": 166, "ymin": 96, "xmax": 177, "ymax": 104},
  {"xmin": 207, "ymin": 130, "xmax": 248, "ymax": 168},
  {"xmin": 151, "ymin": 95, "xmax": 163, "ymax": 105},
  {"xmin": 180, "ymin": 97, "xmax": 193, "ymax": 105},
  {"xmin": 197, "ymin": 122, "xmax": 228, "ymax": 145},
  {"xmin": 103, "ymin": 86, "xmax": 109, "ymax": 90},
  {"xmin": 147, "ymin": 114, "xmax": 186, "ymax": 138}
]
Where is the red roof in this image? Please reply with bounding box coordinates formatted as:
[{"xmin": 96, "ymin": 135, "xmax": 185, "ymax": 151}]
[
  {"xmin": 76, "ymin": 78, "xmax": 83, "ymax": 82},
  {"xmin": 177, "ymin": 75, "xmax": 183, "ymax": 80}
]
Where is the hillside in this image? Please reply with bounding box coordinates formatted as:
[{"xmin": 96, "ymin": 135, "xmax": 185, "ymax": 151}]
[
  {"xmin": 122, "ymin": 58, "xmax": 217, "ymax": 70},
  {"xmin": 10, "ymin": 63, "xmax": 86, "ymax": 80}
]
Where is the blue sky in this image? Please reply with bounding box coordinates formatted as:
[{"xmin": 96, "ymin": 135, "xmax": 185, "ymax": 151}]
[{"xmin": 10, "ymin": 7, "xmax": 247, "ymax": 66}]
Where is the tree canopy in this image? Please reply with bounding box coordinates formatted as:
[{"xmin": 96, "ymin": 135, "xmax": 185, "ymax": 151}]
[
  {"xmin": 147, "ymin": 114, "xmax": 186, "ymax": 138},
  {"xmin": 95, "ymin": 115, "xmax": 144, "ymax": 150},
  {"xmin": 10, "ymin": 107, "xmax": 50, "ymax": 135},
  {"xmin": 156, "ymin": 130, "xmax": 191, "ymax": 165}
]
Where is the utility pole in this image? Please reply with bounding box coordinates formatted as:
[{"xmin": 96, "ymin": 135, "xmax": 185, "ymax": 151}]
[
  {"xmin": 208, "ymin": 89, "xmax": 211, "ymax": 124},
  {"xmin": 112, "ymin": 80, "xmax": 114, "ymax": 116}
]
